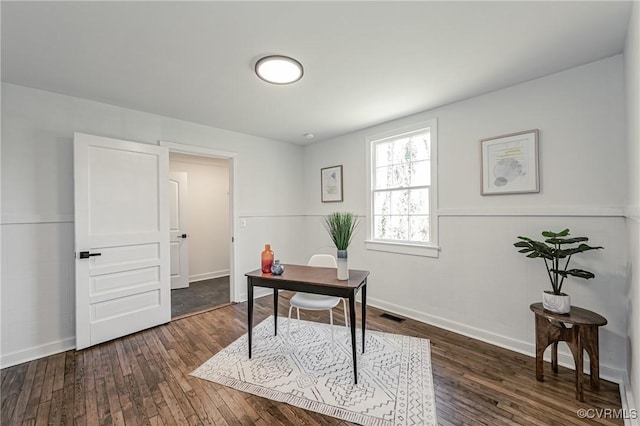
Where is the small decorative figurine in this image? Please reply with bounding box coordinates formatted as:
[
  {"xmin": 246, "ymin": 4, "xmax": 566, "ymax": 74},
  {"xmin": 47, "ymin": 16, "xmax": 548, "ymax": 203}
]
[{"xmin": 270, "ymin": 259, "xmax": 285, "ymax": 275}]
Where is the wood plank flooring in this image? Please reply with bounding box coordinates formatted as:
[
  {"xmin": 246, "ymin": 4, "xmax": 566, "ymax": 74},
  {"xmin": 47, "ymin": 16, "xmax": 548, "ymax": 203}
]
[{"xmin": 2, "ymin": 292, "xmax": 623, "ymax": 425}]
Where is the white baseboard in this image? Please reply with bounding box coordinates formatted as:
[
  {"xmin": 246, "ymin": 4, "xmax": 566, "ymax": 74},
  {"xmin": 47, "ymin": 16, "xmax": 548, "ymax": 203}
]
[
  {"xmin": 367, "ymin": 297, "xmax": 626, "ymax": 384},
  {"xmin": 620, "ymin": 375, "xmax": 640, "ymax": 426},
  {"xmin": 1, "ymin": 337, "xmax": 75, "ymax": 369},
  {"xmin": 189, "ymin": 270, "xmax": 230, "ymax": 283}
]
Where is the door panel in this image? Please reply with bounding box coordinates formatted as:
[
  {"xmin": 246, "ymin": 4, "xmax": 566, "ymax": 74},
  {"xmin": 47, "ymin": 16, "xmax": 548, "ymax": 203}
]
[
  {"xmin": 169, "ymin": 172, "xmax": 189, "ymax": 289},
  {"xmin": 74, "ymin": 132, "xmax": 170, "ymax": 350}
]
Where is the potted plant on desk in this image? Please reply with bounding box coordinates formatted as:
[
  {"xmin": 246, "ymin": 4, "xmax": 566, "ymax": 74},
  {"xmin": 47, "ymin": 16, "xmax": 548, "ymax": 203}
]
[
  {"xmin": 514, "ymin": 229, "xmax": 603, "ymax": 314},
  {"xmin": 324, "ymin": 212, "xmax": 360, "ymax": 280}
]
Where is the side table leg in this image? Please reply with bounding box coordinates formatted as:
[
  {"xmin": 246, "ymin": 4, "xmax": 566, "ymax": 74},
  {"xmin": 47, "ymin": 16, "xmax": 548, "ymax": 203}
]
[
  {"xmin": 552, "ymin": 342, "xmax": 558, "ymax": 374},
  {"xmin": 567, "ymin": 327, "xmax": 585, "ymax": 402},
  {"xmin": 583, "ymin": 325, "xmax": 601, "ymax": 391},
  {"xmin": 534, "ymin": 315, "xmax": 547, "ymax": 382}
]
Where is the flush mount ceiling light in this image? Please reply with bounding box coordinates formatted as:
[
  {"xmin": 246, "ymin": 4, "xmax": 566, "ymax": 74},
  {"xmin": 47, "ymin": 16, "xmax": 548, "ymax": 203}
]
[{"xmin": 255, "ymin": 55, "xmax": 303, "ymax": 84}]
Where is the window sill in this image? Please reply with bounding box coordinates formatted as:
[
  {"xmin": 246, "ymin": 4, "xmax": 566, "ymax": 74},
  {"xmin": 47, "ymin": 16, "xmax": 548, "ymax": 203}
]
[{"xmin": 364, "ymin": 240, "xmax": 440, "ymax": 258}]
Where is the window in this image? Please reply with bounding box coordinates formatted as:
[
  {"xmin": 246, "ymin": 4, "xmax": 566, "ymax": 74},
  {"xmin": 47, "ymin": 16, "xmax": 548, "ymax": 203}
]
[{"xmin": 366, "ymin": 120, "xmax": 438, "ymax": 257}]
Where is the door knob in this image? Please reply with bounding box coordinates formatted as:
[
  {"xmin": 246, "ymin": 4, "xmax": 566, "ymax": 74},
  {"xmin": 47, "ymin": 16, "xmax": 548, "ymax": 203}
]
[
  {"xmin": 79, "ymin": 251, "xmax": 102, "ymax": 259},
  {"xmin": 178, "ymin": 234, "xmax": 188, "ymax": 239}
]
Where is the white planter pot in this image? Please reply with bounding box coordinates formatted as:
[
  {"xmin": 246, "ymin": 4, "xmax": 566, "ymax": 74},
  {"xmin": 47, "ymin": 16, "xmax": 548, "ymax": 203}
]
[
  {"xmin": 542, "ymin": 291, "xmax": 571, "ymax": 314},
  {"xmin": 337, "ymin": 250, "xmax": 349, "ymax": 280}
]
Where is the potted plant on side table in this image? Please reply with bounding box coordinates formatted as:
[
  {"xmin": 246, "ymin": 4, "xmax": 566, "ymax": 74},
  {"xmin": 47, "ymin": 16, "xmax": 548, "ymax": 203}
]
[{"xmin": 514, "ymin": 228, "xmax": 603, "ymax": 314}]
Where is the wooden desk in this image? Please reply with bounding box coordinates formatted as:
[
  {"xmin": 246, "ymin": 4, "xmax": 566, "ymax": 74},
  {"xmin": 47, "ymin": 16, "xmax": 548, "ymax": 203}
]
[
  {"xmin": 246, "ymin": 265, "xmax": 370, "ymax": 384},
  {"xmin": 530, "ymin": 303, "xmax": 607, "ymax": 401}
]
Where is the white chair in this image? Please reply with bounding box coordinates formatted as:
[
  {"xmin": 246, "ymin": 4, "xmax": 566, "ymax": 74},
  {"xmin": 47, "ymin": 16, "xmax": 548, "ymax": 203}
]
[{"xmin": 287, "ymin": 254, "xmax": 349, "ymax": 346}]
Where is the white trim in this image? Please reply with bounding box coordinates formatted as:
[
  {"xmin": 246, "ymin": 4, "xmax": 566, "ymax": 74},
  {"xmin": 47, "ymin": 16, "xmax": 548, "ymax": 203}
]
[
  {"xmin": 624, "ymin": 206, "xmax": 640, "ymax": 222},
  {"xmin": 189, "ymin": 270, "xmax": 230, "ymax": 282},
  {"xmin": 239, "ymin": 212, "xmax": 307, "ymax": 218},
  {"xmin": 438, "ymin": 206, "xmax": 625, "ymax": 217},
  {"xmin": 365, "ymin": 118, "xmax": 439, "ymax": 252},
  {"xmin": 620, "ymin": 375, "xmax": 640, "ymax": 426},
  {"xmin": 368, "ymin": 297, "xmax": 626, "ymax": 384},
  {"xmin": 1, "ymin": 213, "xmax": 74, "ymax": 224},
  {"xmin": 0, "ymin": 338, "xmax": 75, "ymax": 369},
  {"xmin": 160, "ymin": 141, "xmax": 237, "ymax": 159},
  {"xmin": 237, "ymin": 288, "xmax": 272, "ymax": 303},
  {"xmin": 364, "ymin": 240, "xmax": 440, "ymax": 258},
  {"xmin": 160, "ymin": 140, "xmax": 239, "ymax": 303}
]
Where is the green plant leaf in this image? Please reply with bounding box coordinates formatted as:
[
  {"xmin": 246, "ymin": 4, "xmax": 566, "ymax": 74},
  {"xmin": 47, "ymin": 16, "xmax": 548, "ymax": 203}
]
[
  {"xmin": 514, "ymin": 228, "xmax": 603, "ymax": 291},
  {"xmin": 323, "ymin": 212, "xmax": 360, "ymax": 250},
  {"xmin": 551, "ymin": 269, "xmax": 596, "ymax": 279},
  {"xmin": 541, "ymin": 229, "xmax": 570, "ymax": 238},
  {"xmin": 545, "ymin": 237, "xmax": 589, "ymax": 245}
]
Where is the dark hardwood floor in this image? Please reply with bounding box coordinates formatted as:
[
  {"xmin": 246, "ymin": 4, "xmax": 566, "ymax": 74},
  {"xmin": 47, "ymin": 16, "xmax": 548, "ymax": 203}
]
[
  {"xmin": 1, "ymin": 292, "xmax": 623, "ymax": 425},
  {"xmin": 171, "ymin": 277, "xmax": 230, "ymax": 319}
]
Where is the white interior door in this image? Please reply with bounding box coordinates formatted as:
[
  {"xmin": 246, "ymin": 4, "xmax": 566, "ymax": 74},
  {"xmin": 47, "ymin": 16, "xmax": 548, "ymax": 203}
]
[
  {"xmin": 74, "ymin": 132, "xmax": 170, "ymax": 350},
  {"xmin": 169, "ymin": 172, "xmax": 189, "ymax": 289}
]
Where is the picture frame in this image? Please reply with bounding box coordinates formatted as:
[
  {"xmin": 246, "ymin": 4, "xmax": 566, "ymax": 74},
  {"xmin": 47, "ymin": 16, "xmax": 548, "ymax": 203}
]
[
  {"xmin": 321, "ymin": 165, "xmax": 343, "ymax": 202},
  {"xmin": 481, "ymin": 129, "xmax": 539, "ymax": 195}
]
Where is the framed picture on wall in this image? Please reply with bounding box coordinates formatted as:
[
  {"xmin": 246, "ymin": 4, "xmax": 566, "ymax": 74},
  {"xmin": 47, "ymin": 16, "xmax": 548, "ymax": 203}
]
[
  {"xmin": 321, "ymin": 165, "xmax": 343, "ymax": 202},
  {"xmin": 481, "ymin": 129, "xmax": 539, "ymax": 195}
]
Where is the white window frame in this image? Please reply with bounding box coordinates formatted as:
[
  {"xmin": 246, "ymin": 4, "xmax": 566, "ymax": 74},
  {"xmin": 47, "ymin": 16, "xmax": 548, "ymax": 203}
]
[{"xmin": 365, "ymin": 119, "xmax": 439, "ymax": 258}]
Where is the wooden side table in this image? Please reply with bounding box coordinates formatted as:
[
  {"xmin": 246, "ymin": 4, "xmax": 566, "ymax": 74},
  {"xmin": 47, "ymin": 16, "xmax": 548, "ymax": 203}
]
[{"xmin": 530, "ymin": 303, "xmax": 607, "ymax": 402}]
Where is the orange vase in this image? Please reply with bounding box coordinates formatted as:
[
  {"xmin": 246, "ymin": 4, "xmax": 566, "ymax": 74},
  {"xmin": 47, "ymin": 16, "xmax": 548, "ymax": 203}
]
[{"xmin": 261, "ymin": 244, "xmax": 274, "ymax": 273}]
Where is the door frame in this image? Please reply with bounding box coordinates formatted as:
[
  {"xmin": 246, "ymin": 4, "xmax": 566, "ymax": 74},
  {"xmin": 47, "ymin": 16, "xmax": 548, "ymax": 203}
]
[{"xmin": 160, "ymin": 141, "xmax": 238, "ymax": 303}]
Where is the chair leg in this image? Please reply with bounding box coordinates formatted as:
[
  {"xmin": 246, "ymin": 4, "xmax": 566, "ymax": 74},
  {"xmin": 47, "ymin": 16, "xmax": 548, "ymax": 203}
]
[
  {"xmin": 329, "ymin": 308, "xmax": 335, "ymax": 352},
  {"xmin": 342, "ymin": 298, "xmax": 349, "ymax": 327},
  {"xmin": 288, "ymin": 305, "xmax": 293, "ymax": 336},
  {"xmin": 296, "ymin": 307, "xmax": 300, "ymax": 330}
]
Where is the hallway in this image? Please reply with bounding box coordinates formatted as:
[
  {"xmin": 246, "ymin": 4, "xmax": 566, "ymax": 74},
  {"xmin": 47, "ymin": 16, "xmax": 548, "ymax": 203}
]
[{"xmin": 171, "ymin": 277, "xmax": 230, "ymax": 318}]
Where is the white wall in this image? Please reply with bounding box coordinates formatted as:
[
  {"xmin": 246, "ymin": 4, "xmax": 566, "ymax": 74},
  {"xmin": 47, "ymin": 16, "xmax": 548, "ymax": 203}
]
[
  {"xmin": 1, "ymin": 51, "xmax": 635, "ymax": 409},
  {"xmin": 303, "ymin": 56, "xmax": 629, "ymax": 380},
  {"xmin": 624, "ymin": 1, "xmax": 640, "ymax": 418},
  {"xmin": 0, "ymin": 83, "xmax": 308, "ymax": 367},
  {"xmin": 170, "ymin": 153, "xmax": 230, "ymax": 281}
]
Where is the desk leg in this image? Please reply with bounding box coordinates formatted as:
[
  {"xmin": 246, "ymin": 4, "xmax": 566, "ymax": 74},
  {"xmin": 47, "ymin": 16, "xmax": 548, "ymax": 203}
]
[
  {"xmin": 349, "ymin": 293, "xmax": 358, "ymax": 384},
  {"xmin": 361, "ymin": 280, "xmax": 367, "ymax": 354},
  {"xmin": 273, "ymin": 289, "xmax": 279, "ymax": 336},
  {"xmin": 248, "ymin": 278, "xmax": 254, "ymax": 359}
]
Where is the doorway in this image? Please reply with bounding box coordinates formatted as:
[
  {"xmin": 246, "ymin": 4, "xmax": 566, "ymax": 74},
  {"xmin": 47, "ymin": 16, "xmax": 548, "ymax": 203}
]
[{"xmin": 162, "ymin": 142, "xmax": 237, "ymax": 319}]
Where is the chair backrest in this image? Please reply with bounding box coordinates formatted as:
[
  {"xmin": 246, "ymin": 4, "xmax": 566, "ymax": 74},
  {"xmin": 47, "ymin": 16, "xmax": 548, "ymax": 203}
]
[{"xmin": 308, "ymin": 254, "xmax": 337, "ymax": 268}]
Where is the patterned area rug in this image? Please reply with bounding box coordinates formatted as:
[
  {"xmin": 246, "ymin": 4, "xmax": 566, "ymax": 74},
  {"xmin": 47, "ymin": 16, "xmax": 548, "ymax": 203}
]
[{"xmin": 191, "ymin": 316, "xmax": 437, "ymax": 426}]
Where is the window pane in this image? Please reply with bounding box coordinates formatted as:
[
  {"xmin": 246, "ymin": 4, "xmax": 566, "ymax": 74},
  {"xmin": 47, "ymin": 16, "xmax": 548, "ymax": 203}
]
[
  {"xmin": 390, "ymin": 190, "xmax": 409, "ymax": 215},
  {"xmin": 377, "ymin": 164, "xmax": 412, "ymax": 189},
  {"xmin": 409, "ymin": 188, "xmax": 429, "ymax": 214},
  {"xmin": 375, "ymin": 166, "xmax": 391, "ymax": 189},
  {"xmin": 410, "ymin": 160, "xmax": 430, "ymax": 186},
  {"xmin": 376, "ymin": 141, "xmax": 394, "ymax": 167},
  {"xmin": 370, "ymin": 125, "xmax": 435, "ymax": 246},
  {"xmin": 411, "ymin": 133, "xmax": 430, "ymax": 161},
  {"xmin": 389, "ymin": 215, "xmax": 408, "ymax": 240},
  {"xmin": 374, "ymin": 215, "xmax": 391, "ymax": 240},
  {"xmin": 373, "ymin": 191, "xmax": 391, "ymax": 215},
  {"xmin": 409, "ymin": 215, "xmax": 429, "ymax": 242},
  {"xmin": 390, "ymin": 137, "xmax": 406, "ymax": 165},
  {"xmin": 391, "ymin": 164, "xmax": 410, "ymax": 187}
]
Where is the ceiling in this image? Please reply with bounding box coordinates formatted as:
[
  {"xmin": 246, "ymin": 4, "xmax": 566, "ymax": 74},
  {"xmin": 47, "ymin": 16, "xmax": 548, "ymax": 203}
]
[{"xmin": 1, "ymin": 1, "xmax": 632, "ymax": 145}]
